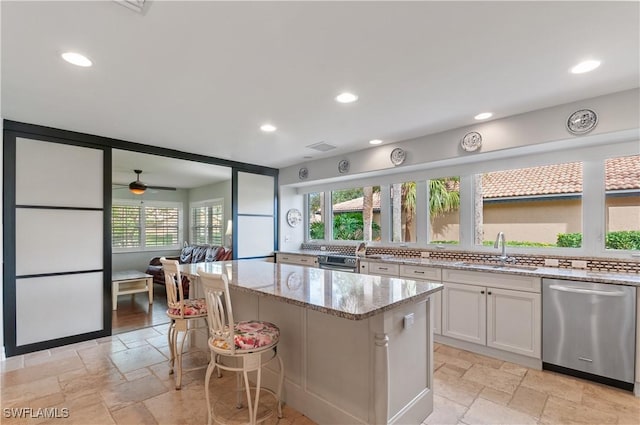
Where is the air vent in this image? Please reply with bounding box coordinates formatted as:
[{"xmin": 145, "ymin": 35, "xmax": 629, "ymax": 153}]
[
  {"xmin": 307, "ymin": 142, "xmax": 336, "ymax": 152},
  {"xmin": 114, "ymin": 0, "xmax": 146, "ymax": 13}
]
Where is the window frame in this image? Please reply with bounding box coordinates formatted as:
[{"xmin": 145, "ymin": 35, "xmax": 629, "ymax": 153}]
[
  {"xmin": 112, "ymin": 199, "xmax": 183, "ymax": 253},
  {"xmin": 189, "ymin": 198, "xmax": 225, "ymax": 246},
  {"xmin": 300, "ymin": 140, "xmax": 639, "ymax": 258}
]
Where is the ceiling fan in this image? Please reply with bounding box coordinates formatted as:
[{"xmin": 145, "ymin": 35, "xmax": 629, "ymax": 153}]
[{"xmin": 119, "ymin": 169, "xmax": 177, "ymax": 195}]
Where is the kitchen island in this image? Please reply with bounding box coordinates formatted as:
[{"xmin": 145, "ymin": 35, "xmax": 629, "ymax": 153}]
[{"xmin": 180, "ymin": 260, "xmax": 443, "ymax": 425}]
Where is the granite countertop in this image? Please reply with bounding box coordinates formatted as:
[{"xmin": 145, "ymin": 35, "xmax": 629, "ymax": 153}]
[
  {"xmin": 179, "ymin": 261, "xmax": 443, "ymax": 320},
  {"xmin": 358, "ymin": 256, "xmax": 640, "ymax": 287}
]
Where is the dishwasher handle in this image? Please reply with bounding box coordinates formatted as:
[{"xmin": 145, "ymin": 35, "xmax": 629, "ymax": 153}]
[{"xmin": 548, "ymin": 284, "xmax": 626, "ymax": 297}]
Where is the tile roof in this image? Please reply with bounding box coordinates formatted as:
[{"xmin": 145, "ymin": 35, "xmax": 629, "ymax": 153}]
[{"xmin": 484, "ymin": 155, "xmax": 639, "ymax": 198}]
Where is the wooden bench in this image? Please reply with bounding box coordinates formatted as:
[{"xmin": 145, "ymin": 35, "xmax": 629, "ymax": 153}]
[{"xmin": 112, "ymin": 270, "xmax": 153, "ymax": 310}]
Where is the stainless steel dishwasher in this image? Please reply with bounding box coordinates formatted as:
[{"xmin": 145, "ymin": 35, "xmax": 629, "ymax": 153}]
[{"xmin": 542, "ymin": 278, "xmax": 636, "ymax": 390}]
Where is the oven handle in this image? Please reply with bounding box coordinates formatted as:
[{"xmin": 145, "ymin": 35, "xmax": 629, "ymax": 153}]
[
  {"xmin": 318, "ymin": 263, "xmax": 358, "ymax": 272},
  {"xmin": 548, "ymin": 284, "xmax": 626, "ymax": 297}
]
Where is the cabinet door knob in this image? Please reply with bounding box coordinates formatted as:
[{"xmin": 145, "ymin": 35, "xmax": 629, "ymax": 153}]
[
  {"xmin": 488, "ymin": 291, "xmax": 492, "ymax": 295},
  {"xmin": 480, "ymin": 290, "xmax": 485, "ymax": 294}
]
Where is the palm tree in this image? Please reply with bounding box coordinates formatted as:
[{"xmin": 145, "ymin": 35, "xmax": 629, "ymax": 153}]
[
  {"xmin": 362, "ymin": 186, "xmax": 373, "ymax": 241},
  {"xmin": 390, "ymin": 178, "xmax": 460, "ymax": 242},
  {"xmin": 429, "ymin": 178, "xmax": 460, "ymax": 218},
  {"xmin": 401, "ymin": 182, "xmax": 416, "ymax": 241}
]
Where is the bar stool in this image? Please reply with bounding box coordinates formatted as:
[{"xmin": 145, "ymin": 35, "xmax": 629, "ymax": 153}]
[
  {"xmin": 160, "ymin": 258, "xmax": 208, "ymax": 390},
  {"xmin": 198, "ymin": 268, "xmax": 284, "ymax": 425}
]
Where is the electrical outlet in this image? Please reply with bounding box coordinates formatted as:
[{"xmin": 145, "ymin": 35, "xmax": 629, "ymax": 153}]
[
  {"xmin": 571, "ymin": 260, "xmax": 588, "ymax": 269},
  {"xmin": 420, "ymin": 251, "xmax": 430, "ymax": 258},
  {"xmin": 544, "ymin": 258, "xmax": 559, "ymax": 267},
  {"xmin": 403, "ymin": 313, "xmax": 414, "ymax": 329}
]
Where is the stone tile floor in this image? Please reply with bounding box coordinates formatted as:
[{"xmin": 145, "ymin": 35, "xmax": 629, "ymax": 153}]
[
  {"xmin": 428, "ymin": 343, "xmax": 640, "ymax": 425},
  {"xmin": 0, "ymin": 326, "xmax": 313, "ymax": 425},
  {"xmin": 1, "ymin": 328, "xmax": 639, "ymax": 425}
]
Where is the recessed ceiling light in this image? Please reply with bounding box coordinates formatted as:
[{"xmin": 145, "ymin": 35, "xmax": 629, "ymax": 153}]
[
  {"xmin": 335, "ymin": 92, "xmax": 358, "ymax": 103},
  {"xmin": 570, "ymin": 60, "xmax": 601, "ymax": 74},
  {"xmin": 474, "ymin": 112, "xmax": 493, "ymax": 120},
  {"xmin": 260, "ymin": 124, "xmax": 277, "ymax": 132},
  {"xmin": 61, "ymin": 52, "xmax": 92, "ymax": 67},
  {"xmin": 369, "ymin": 139, "xmax": 383, "ymax": 145}
]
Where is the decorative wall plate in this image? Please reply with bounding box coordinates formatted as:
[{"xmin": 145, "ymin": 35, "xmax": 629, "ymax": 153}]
[
  {"xmin": 338, "ymin": 159, "xmax": 350, "ymax": 174},
  {"xmin": 461, "ymin": 131, "xmax": 482, "ymax": 152},
  {"xmin": 298, "ymin": 167, "xmax": 309, "ymax": 180},
  {"xmin": 566, "ymin": 109, "xmax": 598, "ymax": 135},
  {"xmin": 286, "ymin": 208, "xmax": 302, "ymax": 227},
  {"xmin": 390, "ymin": 148, "xmax": 406, "ymax": 166}
]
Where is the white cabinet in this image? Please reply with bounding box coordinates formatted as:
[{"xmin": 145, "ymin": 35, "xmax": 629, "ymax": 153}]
[
  {"xmin": 362, "ymin": 260, "xmax": 442, "ymax": 335},
  {"xmin": 367, "ymin": 262, "xmax": 400, "ymax": 276},
  {"xmin": 487, "ymin": 288, "xmax": 541, "ymax": 358},
  {"xmin": 276, "ymin": 253, "xmax": 318, "ymax": 267},
  {"xmin": 442, "ymin": 282, "xmax": 486, "ymax": 345},
  {"xmin": 441, "ymin": 270, "xmax": 542, "ymax": 359}
]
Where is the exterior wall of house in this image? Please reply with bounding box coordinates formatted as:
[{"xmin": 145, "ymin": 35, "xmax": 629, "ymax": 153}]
[
  {"xmin": 607, "ymin": 196, "xmax": 640, "ymax": 231},
  {"xmin": 430, "ymin": 196, "xmax": 640, "ymax": 245},
  {"xmin": 483, "ymin": 199, "xmax": 582, "ymax": 244},
  {"xmin": 432, "ymin": 199, "xmax": 580, "ymax": 245}
]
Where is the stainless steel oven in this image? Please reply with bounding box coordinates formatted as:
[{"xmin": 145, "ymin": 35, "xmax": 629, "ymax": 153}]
[{"xmin": 317, "ymin": 255, "xmax": 359, "ymax": 273}]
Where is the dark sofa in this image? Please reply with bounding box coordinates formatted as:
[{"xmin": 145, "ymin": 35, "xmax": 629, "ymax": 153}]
[{"xmin": 146, "ymin": 244, "xmax": 232, "ymax": 297}]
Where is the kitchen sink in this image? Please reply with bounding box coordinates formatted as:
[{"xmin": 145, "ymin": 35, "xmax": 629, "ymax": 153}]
[{"xmin": 454, "ymin": 262, "xmax": 538, "ymax": 271}]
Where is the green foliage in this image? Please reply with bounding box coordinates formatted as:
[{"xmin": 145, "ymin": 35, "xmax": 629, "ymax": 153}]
[
  {"xmin": 332, "ymin": 188, "xmax": 364, "ymax": 204},
  {"xmin": 429, "ymin": 177, "xmax": 460, "ymax": 218},
  {"xmin": 309, "ymin": 221, "xmax": 325, "ymax": 240},
  {"xmin": 331, "ymin": 213, "xmax": 381, "ymax": 241},
  {"xmin": 605, "ymin": 231, "xmax": 640, "ymax": 250},
  {"xmin": 556, "ymin": 233, "xmax": 583, "ymax": 248}
]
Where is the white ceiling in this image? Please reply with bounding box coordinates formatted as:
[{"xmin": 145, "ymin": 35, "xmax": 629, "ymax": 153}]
[
  {"xmin": 2, "ymin": 1, "xmax": 639, "ymax": 173},
  {"xmin": 112, "ymin": 149, "xmax": 231, "ymax": 188}
]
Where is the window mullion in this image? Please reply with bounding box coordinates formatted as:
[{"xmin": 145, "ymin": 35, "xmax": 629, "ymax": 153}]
[{"xmin": 583, "ymin": 159, "xmax": 605, "ymax": 255}]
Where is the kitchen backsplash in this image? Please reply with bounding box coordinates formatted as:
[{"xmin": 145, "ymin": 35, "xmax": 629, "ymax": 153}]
[{"xmin": 300, "ymin": 243, "xmax": 640, "ymax": 274}]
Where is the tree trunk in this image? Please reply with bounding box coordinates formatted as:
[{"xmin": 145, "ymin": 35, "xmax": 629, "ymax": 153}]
[
  {"xmin": 392, "ymin": 184, "xmax": 402, "ymax": 242},
  {"xmin": 362, "ymin": 186, "xmax": 373, "ymax": 241},
  {"xmin": 474, "ymin": 174, "xmax": 484, "ymax": 245}
]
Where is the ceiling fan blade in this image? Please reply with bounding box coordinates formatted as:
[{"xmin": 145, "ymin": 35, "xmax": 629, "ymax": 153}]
[{"xmin": 147, "ymin": 185, "xmax": 177, "ymax": 191}]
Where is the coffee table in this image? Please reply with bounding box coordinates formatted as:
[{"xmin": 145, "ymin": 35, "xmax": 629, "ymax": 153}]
[{"xmin": 112, "ymin": 270, "xmax": 153, "ymax": 310}]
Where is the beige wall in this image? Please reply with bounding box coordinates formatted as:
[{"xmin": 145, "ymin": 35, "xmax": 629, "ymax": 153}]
[
  {"xmin": 607, "ymin": 196, "xmax": 640, "ymax": 231},
  {"xmin": 430, "ymin": 196, "xmax": 639, "ymax": 245}
]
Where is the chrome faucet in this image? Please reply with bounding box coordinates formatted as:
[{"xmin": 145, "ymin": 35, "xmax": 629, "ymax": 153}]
[{"xmin": 494, "ymin": 232, "xmax": 512, "ymax": 263}]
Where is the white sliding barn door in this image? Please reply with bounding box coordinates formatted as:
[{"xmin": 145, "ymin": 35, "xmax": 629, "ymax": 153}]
[
  {"xmin": 10, "ymin": 137, "xmax": 107, "ymax": 352},
  {"xmin": 234, "ymin": 171, "xmax": 276, "ymax": 259}
]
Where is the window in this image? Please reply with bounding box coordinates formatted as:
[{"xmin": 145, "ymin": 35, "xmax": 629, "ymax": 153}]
[
  {"xmin": 112, "ymin": 205, "xmax": 141, "ymax": 248},
  {"xmin": 307, "ymin": 192, "xmax": 325, "ymax": 240},
  {"xmin": 605, "ymin": 155, "xmax": 640, "ymax": 251},
  {"xmin": 332, "ymin": 186, "xmax": 380, "ymax": 241},
  {"xmin": 476, "ymin": 162, "xmax": 583, "ymax": 248},
  {"xmin": 428, "ymin": 177, "xmax": 460, "ymax": 245},
  {"xmin": 190, "ymin": 199, "xmax": 224, "ymax": 245},
  {"xmin": 391, "ymin": 181, "xmax": 417, "ymax": 243},
  {"xmin": 112, "ymin": 201, "xmax": 182, "ymax": 250}
]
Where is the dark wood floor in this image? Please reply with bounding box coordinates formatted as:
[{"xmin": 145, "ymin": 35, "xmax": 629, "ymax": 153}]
[{"xmin": 112, "ymin": 283, "xmax": 170, "ymax": 334}]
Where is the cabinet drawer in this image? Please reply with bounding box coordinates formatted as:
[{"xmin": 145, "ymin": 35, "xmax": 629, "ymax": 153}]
[
  {"xmin": 368, "ymin": 262, "xmax": 400, "ymax": 276},
  {"xmin": 277, "ymin": 253, "xmax": 317, "ymax": 267},
  {"xmin": 399, "ymin": 265, "xmax": 441, "ymax": 281},
  {"xmin": 442, "ymin": 269, "xmax": 540, "ymax": 293}
]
